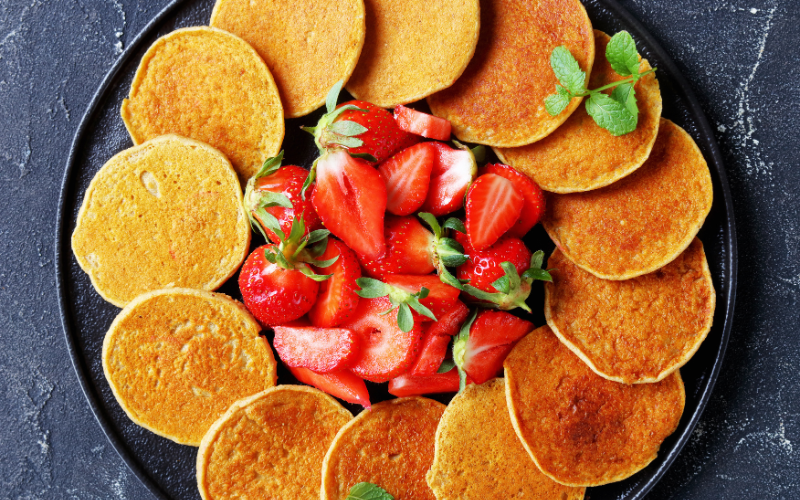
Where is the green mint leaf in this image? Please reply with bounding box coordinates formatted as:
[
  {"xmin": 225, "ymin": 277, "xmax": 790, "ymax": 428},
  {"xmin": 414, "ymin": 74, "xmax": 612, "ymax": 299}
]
[
  {"xmin": 254, "ymin": 151, "xmax": 284, "ymax": 179},
  {"xmin": 326, "ymin": 80, "xmax": 344, "ymax": 114},
  {"xmin": 442, "ymin": 218, "xmax": 466, "ymax": 234},
  {"xmin": 545, "ymin": 86, "xmax": 571, "ymax": 116},
  {"xmin": 397, "ymin": 303, "xmax": 414, "ymax": 332},
  {"xmin": 355, "ymin": 277, "xmax": 392, "ymax": 299},
  {"xmin": 418, "ymin": 212, "xmax": 442, "ymax": 238},
  {"xmin": 610, "ymin": 82, "xmax": 638, "ymax": 119},
  {"xmin": 606, "ymin": 31, "xmax": 640, "ymax": 77},
  {"xmin": 330, "ymin": 120, "xmax": 368, "ymax": 137},
  {"xmin": 550, "ymin": 46, "xmax": 586, "ymax": 95},
  {"xmin": 585, "ymin": 93, "xmax": 637, "ymax": 136},
  {"xmin": 437, "ymin": 358, "xmax": 456, "ymax": 374},
  {"xmin": 346, "ymin": 482, "xmax": 394, "ymax": 500}
]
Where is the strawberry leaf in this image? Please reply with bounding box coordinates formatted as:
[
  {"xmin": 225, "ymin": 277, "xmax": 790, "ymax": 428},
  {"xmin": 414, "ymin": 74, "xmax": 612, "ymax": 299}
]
[
  {"xmin": 437, "ymin": 358, "xmax": 456, "ymax": 374},
  {"xmin": 397, "ymin": 303, "xmax": 414, "ymax": 332},
  {"xmin": 530, "ymin": 250, "xmax": 545, "ymax": 271},
  {"xmin": 407, "ymin": 296, "xmax": 436, "ymax": 322},
  {"xmin": 326, "ymin": 80, "xmax": 344, "ymax": 114},
  {"xmin": 297, "ymin": 264, "xmax": 333, "ymax": 282},
  {"xmin": 334, "ymin": 136, "xmax": 364, "ymax": 149},
  {"xmin": 438, "ymin": 267, "xmax": 464, "ymax": 290},
  {"xmin": 443, "ymin": 218, "xmax": 466, "ymax": 234},
  {"xmin": 355, "ymin": 277, "xmax": 393, "ymax": 298},
  {"xmin": 306, "ymin": 229, "xmax": 331, "ymax": 245},
  {"xmin": 521, "ymin": 268, "xmax": 553, "ymax": 282},
  {"xmin": 492, "ymin": 275, "xmax": 511, "ymax": 294},
  {"xmin": 418, "ymin": 212, "xmax": 442, "ymax": 239},
  {"xmin": 254, "ymin": 207, "xmax": 285, "ymax": 242},
  {"xmin": 346, "ymin": 482, "xmax": 394, "ymax": 500},
  {"xmin": 470, "ymin": 145, "xmax": 486, "ymax": 163},
  {"xmin": 348, "ymin": 152, "xmax": 378, "ymax": 162},
  {"xmin": 253, "ymin": 151, "xmax": 285, "ymax": 179},
  {"xmin": 330, "ymin": 120, "xmax": 368, "ymax": 137},
  {"xmin": 453, "ymin": 310, "xmax": 478, "ymax": 393}
]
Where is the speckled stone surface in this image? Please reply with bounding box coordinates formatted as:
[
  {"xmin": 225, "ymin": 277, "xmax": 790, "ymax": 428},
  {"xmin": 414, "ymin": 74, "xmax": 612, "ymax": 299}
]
[{"xmin": 0, "ymin": 0, "xmax": 797, "ymax": 498}]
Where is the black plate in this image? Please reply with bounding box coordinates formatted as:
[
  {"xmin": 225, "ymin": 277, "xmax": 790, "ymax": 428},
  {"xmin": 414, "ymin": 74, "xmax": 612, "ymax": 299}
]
[{"xmin": 56, "ymin": 0, "xmax": 737, "ymax": 498}]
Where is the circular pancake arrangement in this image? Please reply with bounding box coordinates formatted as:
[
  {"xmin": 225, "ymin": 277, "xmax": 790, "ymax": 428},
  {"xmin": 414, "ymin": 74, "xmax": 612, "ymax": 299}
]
[
  {"xmin": 321, "ymin": 397, "xmax": 445, "ymax": 500},
  {"xmin": 345, "ymin": 0, "xmax": 480, "ymax": 107},
  {"xmin": 71, "ymin": 135, "xmax": 251, "ymax": 307},
  {"xmin": 495, "ymin": 30, "xmax": 662, "ymax": 193},
  {"xmin": 545, "ymin": 239, "xmax": 716, "ymax": 383},
  {"xmin": 102, "ymin": 288, "xmax": 277, "ymax": 446},
  {"xmin": 504, "ymin": 326, "xmax": 685, "ymax": 487},
  {"xmin": 120, "ymin": 27, "xmax": 284, "ymax": 182},
  {"xmin": 197, "ymin": 386, "xmax": 352, "ymax": 500},
  {"xmin": 427, "ymin": 378, "xmax": 585, "ymax": 500},
  {"xmin": 427, "ymin": 0, "xmax": 594, "ymax": 147},
  {"xmin": 210, "ymin": 0, "xmax": 365, "ymax": 118},
  {"xmin": 542, "ymin": 118, "xmax": 714, "ymax": 280}
]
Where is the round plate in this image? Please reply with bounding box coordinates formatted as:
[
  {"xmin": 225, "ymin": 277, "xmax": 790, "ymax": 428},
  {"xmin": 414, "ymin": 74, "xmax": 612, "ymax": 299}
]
[{"xmin": 56, "ymin": 0, "xmax": 737, "ymax": 498}]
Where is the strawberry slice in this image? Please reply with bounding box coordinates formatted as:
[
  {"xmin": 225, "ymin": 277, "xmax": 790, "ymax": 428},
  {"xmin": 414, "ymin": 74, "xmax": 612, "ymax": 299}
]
[
  {"xmin": 273, "ymin": 326, "xmax": 359, "ymax": 373},
  {"xmin": 394, "ymin": 105, "xmax": 452, "ymax": 141},
  {"xmin": 383, "ymin": 275, "xmax": 461, "ymax": 322},
  {"xmin": 388, "ymin": 370, "xmax": 460, "ymax": 397},
  {"xmin": 309, "ymin": 239, "xmax": 362, "ymax": 327},
  {"xmin": 288, "ymin": 366, "xmax": 371, "ymax": 409},
  {"xmin": 409, "ymin": 302, "xmax": 468, "ymax": 376},
  {"xmin": 420, "ymin": 142, "xmax": 478, "ymax": 217},
  {"xmin": 465, "ymin": 173, "xmax": 524, "ymax": 251},
  {"xmin": 378, "ymin": 142, "xmax": 436, "ymax": 216},
  {"xmin": 340, "ymin": 297, "xmax": 423, "ymax": 382},
  {"xmin": 312, "ymin": 149, "xmax": 387, "ymax": 260},
  {"xmin": 455, "ymin": 310, "xmax": 532, "ymax": 385},
  {"xmin": 359, "ymin": 215, "xmax": 436, "ymax": 278},
  {"xmin": 480, "ymin": 163, "xmax": 545, "ymax": 238},
  {"xmin": 425, "ymin": 301, "xmax": 470, "ymax": 338}
]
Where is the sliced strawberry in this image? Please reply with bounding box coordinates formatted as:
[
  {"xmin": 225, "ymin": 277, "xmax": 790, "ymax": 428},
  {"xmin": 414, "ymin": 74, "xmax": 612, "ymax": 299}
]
[
  {"xmin": 465, "ymin": 173, "xmax": 524, "ymax": 251},
  {"xmin": 456, "ymin": 310, "xmax": 532, "ymax": 384},
  {"xmin": 409, "ymin": 330, "xmax": 452, "ymax": 376},
  {"xmin": 388, "ymin": 370, "xmax": 460, "ymax": 397},
  {"xmin": 288, "ymin": 366, "xmax": 371, "ymax": 408},
  {"xmin": 420, "ymin": 142, "xmax": 478, "ymax": 217},
  {"xmin": 359, "ymin": 215, "xmax": 435, "ymax": 278},
  {"xmin": 309, "ymin": 239, "xmax": 362, "ymax": 327},
  {"xmin": 425, "ymin": 301, "xmax": 470, "ymax": 338},
  {"xmin": 340, "ymin": 297, "xmax": 423, "ymax": 382},
  {"xmin": 383, "ymin": 275, "xmax": 461, "ymax": 322},
  {"xmin": 379, "ymin": 142, "xmax": 436, "ymax": 216},
  {"xmin": 394, "ymin": 105, "xmax": 452, "ymax": 141},
  {"xmin": 273, "ymin": 326, "xmax": 359, "ymax": 373},
  {"xmin": 312, "ymin": 149, "xmax": 386, "ymax": 260},
  {"xmin": 481, "ymin": 163, "xmax": 545, "ymax": 238}
]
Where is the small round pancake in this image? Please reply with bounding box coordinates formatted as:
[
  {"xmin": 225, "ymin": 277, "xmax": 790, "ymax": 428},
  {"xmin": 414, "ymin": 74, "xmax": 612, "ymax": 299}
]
[
  {"xmin": 102, "ymin": 288, "xmax": 277, "ymax": 446},
  {"xmin": 71, "ymin": 135, "xmax": 250, "ymax": 307},
  {"xmin": 495, "ymin": 31, "xmax": 662, "ymax": 192},
  {"xmin": 504, "ymin": 325, "xmax": 685, "ymax": 486},
  {"xmin": 427, "ymin": 378, "xmax": 585, "ymax": 500},
  {"xmin": 210, "ymin": 0, "xmax": 365, "ymax": 118},
  {"xmin": 344, "ymin": 0, "xmax": 479, "ymax": 108},
  {"xmin": 545, "ymin": 239, "xmax": 716, "ymax": 384},
  {"xmin": 197, "ymin": 386, "xmax": 352, "ymax": 499},
  {"xmin": 121, "ymin": 27, "xmax": 284, "ymax": 182},
  {"xmin": 427, "ymin": 0, "xmax": 594, "ymax": 147},
  {"xmin": 542, "ymin": 118, "xmax": 713, "ymax": 280},
  {"xmin": 321, "ymin": 397, "xmax": 445, "ymax": 500}
]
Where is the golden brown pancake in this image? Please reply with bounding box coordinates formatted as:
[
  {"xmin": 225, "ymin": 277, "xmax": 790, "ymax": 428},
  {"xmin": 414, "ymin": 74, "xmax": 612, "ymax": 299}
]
[
  {"xmin": 542, "ymin": 118, "xmax": 713, "ymax": 280},
  {"xmin": 210, "ymin": 0, "xmax": 365, "ymax": 118},
  {"xmin": 321, "ymin": 397, "xmax": 445, "ymax": 500},
  {"xmin": 495, "ymin": 30, "xmax": 662, "ymax": 192},
  {"xmin": 504, "ymin": 326, "xmax": 685, "ymax": 486},
  {"xmin": 545, "ymin": 239, "xmax": 715, "ymax": 384},
  {"xmin": 102, "ymin": 288, "xmax": 277, "ymax": 446},
  {"xmin": 197, "ymin": 386, "xmax": 352, "ymax": 499},
  {"xmin": 121, "ymin": 27, "xmax": 283, "ymax": 182},
  {"xmin": 71, "ymin": 135, "xmax": 250, "ymax": 307},
  {"xmin": 345, "ymin": 0, "xmax": 480, "ymax": 108},
  {"xmin": 427, "ymin": 0, "xmax": 594, "ymax": 147},
  {"xmin": 427, "ymin": 378, "xmax": 585, "ymax": 500}
]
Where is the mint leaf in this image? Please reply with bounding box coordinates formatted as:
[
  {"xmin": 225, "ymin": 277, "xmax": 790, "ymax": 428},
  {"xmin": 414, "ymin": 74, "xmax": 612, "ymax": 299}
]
[
  {"xmin": 610, "ymin": 82, "xmax": 638, "ymax": 119},
  {"xmin": 545, "ymin": 86, "xmax": 571, "ymax": 116},
  {"xmin": 585, "ymin": 93, "xmax": 636, "ymax": 136},
  {"xmin": 550, "ymin": 46, "xmax": 586, "ymax": 95},
  {"xmin": 346, "ymin": 482, "xmax": 394, "ymax": 500},
  {"xmin": 606, "ymin": 31, "xmax": 640, "ymax": 77}
]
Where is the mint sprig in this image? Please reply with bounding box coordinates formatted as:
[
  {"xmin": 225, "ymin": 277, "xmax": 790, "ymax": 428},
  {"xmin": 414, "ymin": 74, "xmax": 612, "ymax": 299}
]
[{"xmin": 346, "ymin": 482, "xmax": 394, "ymax": 500}]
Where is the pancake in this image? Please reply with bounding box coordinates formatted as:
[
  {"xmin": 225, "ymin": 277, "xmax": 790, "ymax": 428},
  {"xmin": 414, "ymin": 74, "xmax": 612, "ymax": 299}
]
[
  {"xmin": 321, "ymin": 397, "xmax": 445, "ymax": 500},
  {"xmin": 427, "ymin": 0, "xmax": 594, "ymax": 147},
  {"xmin": 102, "ymin": 288, "xmax": 277, "ymax": 446},
  {"xmin": 121, "ymin": 27, "xmax": 284, "ymax": 182},
  {"xmin": 344, "ymin": 0, "xmax": 479, "ymax": 108},
  {"xmin": 504, "ymin": 326, "xmax": 685, "ymax": 486},
  {"xmin": 495, "ymin": 30, "xmax": 662, "ymax": 192},
  {"xmin": 545, "ymin": 239, "xmax": 716, "ymax": 384},
  {"xmin": 197, "ymin": 386, "xmax": 352, "ymax": 499},
  {"xmin": 210, "ymin": 0, "xmax": 365, "ymax": 118},
  {"xmin": 71, "ymin": 134, "xmax": 250, "ymax": 307},
  {"xmin": 427, "ymin": 378, "xmax": 585, "ymax": 500},
  {"xmin": 542, "ymin": 118, "xmax": 713, "ymax": 280}
]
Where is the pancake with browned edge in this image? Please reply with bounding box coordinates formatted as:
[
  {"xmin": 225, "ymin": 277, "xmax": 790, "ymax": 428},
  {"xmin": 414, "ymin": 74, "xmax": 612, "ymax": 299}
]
[
  {"xmin": 321, "ymin": 397, "xmax": 445, "ymax": 500},
  {"xmin": 504, "ymin": 325, "xmax": 685, "ymax": 486},
  {"xmin": 71, "ymin": 135, "xmax": 250, "ymax": 307},
  {"xmin": 102, "ymin": 288, "xmax": 277, "ymax": 446},
  {"xmin": 121, "ymin": 27, "xmax": 283, "ymax": 182},
  {"xmin": 427, "ymin": 378, "xmax": 585, "ymax": 500},
  {"xmin": 542, "ymin": 118, "xmax": 713, "ymax": 280},
  {"xmin": 427, "ymin": 0, "xmax": 594, "ymax": 147},
  {"xmin": 210, "ymin": 0, "xmax": 365, "ymax": 118},
  {"xmin": 495, "ymin": 30, "xmax": 662, "ymax": 192},
  {"xmin": 197, "ymin": 386, "xmax": 352, "ymax": 499}
]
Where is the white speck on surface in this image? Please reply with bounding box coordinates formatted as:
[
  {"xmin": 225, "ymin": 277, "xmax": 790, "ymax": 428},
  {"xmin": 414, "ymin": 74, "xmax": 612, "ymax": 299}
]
[
  {"xmin": 751, "ymin": 7, "xmax": 760, "ymax": 14},
  {"xmin": 718, "ymin": 124, "xmax": 727, "ymax": 133},
  {"xmin": 735, "ymin": 422, "xmax": 794, "ymax": 455}
]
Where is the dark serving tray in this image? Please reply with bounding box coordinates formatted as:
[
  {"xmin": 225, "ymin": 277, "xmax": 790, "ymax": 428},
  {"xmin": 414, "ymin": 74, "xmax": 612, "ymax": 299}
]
[{"xmin": 56, "ymin": 0, "xmax": 737, "ymax": 498}]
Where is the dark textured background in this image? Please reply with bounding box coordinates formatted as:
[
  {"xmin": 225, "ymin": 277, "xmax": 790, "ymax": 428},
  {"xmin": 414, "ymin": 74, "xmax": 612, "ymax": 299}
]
[{"xmin": 1, "ymin": 0, "xmax": 797, "ymax": 498}]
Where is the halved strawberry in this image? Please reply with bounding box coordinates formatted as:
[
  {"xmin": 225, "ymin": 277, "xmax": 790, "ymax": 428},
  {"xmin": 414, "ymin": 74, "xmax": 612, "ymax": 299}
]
[
  {"xmin": 379, "ymin": 142, "xmax": 436, "ymax": 216},
  {"xmin": 480, "ymin": 163, "xmax": 545, "ymax": 238},
  {"xmin": 425, "ymin": 301, "xmax": 470, "ymax": 338},
  {"xmin": 308, "ymin": 239, "xmax": 362, "ymax": 327},
  {"xmin": 409, "ymin": 331, "xmax": 452, "ymax": 376},
  {"xmin": 454, "ymin": 310, "xmax": 532, "ymax": 385},
  {"xmin": 383, "ymin": 275, "xmax": 461, "ymax": 322},
  {"xmin": 420, "ymin": 142, "xmax": 478, "ymax": 216},
  {"xmin": 388, "ymin": 370, "xmax": 460, "ymax": 397},
  {"xmin": 288, "ymin": 366, "xmax": 371, "ymax": 408},
  {"xmin": 394, "ymin": 104, "xmax": 452, "ymax": 141},
  {"xmin": 465, "ymin": 173, "xmax": 524, "ymax": 251},
  {"xmin": 273, "ymin": 326, "xmax": 359, "ymax": 373}
]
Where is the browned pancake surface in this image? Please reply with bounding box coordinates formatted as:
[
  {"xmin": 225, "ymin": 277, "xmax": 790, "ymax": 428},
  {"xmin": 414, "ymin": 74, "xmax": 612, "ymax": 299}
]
[{"xmin": 504, "ymin": 326, "xmax": 685, "ymax": 486}]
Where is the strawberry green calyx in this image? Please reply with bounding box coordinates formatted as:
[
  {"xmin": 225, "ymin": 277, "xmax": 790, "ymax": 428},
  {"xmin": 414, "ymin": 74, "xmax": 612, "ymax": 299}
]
[
  {"xmin": 355, "ymin": 277, "xmax": 437, "ymax": 332},
  {"xmin": 462, "ymin": 250, "xmax": 553, "ymax": 313},
  {"xmin": 418, "ymin": 213, "xmax": 469, "ymax": 290},
  {"xmin": 301, "ymin": 80, "xmax": 374, "ymax": 157},
  {"xmin": 452, "ymin": 310, "xmax": 478, "ymax": 393},
  {"xmin": 262, "ymin": 215, "xmax": 337, "ymax": 282},
  {"xmin": 244, "ymin": 151, "xmax": 293, "ymax": 243}
]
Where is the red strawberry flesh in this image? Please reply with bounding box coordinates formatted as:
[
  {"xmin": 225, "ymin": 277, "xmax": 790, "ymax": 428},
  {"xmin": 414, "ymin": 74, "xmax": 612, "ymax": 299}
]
[
  {"xmin": 465, "ymin": 173, "xmax": 524, "ymax": 251},
  {"xmin": 273, "ymin": 326, "xmax": 359, "ymax": 373},
  {"xmin": 480, "ymin": 163, "xmax": 545, "ymax": 238},
  {"xmin": 288, "ymin": 366, "xmax": 371, "ymax": 408},
  {"xmin": 359, "ymin": 215, "xmax": 435, "ymax": 278},
  {"xmin": 308, "ymin": 239, "xmax": 362, "ymax": 327},
  {"xmin": 456, "ymin": 234, "xmax": 532, "ymax": 293},
  {"xmin": 379, "ymin": 142, "xmax": 436, "ymax": 216},
  {"xmin": 388, "ymin": 370, "xmax": 460, "ymax": 397},
  {"xmin": 420, "ymin": 142, "xmax": 477, "ymax": 217},
  {"xmin": 394, "ymin": 104, "xmax": 452, "ymax": 141},
  {"xmin": 250, "ymin": 165, "xmax": 322, "ymax": 242},
  {"xmin": 383, "ymin": 274, "xmax": 461, "ymax": 322},
  {"xmin": 461, "ymin": 310, "xmax": 532, "ymax": 384},
  {"xmin": 333, "ymin": 100, "xmax": 410, "ymax": 163},
  {"xmin": 409, "ymin": 330, "xmax": 452, "ymax": 376}
]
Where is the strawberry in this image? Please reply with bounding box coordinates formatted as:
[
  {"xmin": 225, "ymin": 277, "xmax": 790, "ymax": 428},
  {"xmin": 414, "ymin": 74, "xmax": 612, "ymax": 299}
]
[
  {"xmin": 273, "ymin": 325, "xmax": 359, "ymax": 373},
  {"xmin": 409, "ymin": 302, "xmax": 468, "ymax": 376},
  {"xmin": 419, "ymin": 141, "xmax": 479, "ymax": 217},
  {"xmin": 465, "ymin": 173, "xmax": 524, "ymax": 251},
  {"xmin": 388, "ymin": 370, "xmax": 460, "ymax": 397},
  {"xmin": 308, "ymin": 239, "xmax": 362, "ymax": 328},
  {"xmin": 383, "ymin": 275, "xmax": 461, "ymax": 322},
  {"xmin": 394, "ymin": 104, "xmax": 452, "ymax": 141},
  {"xmin": 378, "ymin": 142, "xmax": 436, "ymax": 216},
  {"xmin": 480, "ymin": 163, "xmax": 545, "ymax": 238},
  {"xmin": 424, "ymin": 300, "xmax": 469, "ymax": 338},
  {"xmin": 340, "ymin": 296, "xmax": 423, "ymax": 382},
  {"xmin": 288, "ymin": 366, "xmax": 371, "ymax": 408}
]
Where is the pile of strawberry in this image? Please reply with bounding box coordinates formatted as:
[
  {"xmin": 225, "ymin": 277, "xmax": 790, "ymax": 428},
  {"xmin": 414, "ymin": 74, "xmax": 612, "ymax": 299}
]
[{"xmin": 238, "ymin": 82, "xmax": 551, "ymax": 408}]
